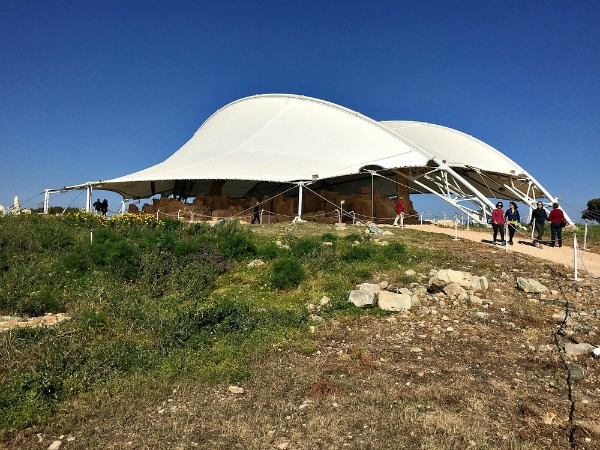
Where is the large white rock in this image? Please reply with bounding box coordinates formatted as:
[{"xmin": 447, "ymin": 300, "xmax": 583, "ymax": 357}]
[
  {"xmin": 378, "ymin": 291, "xmax": 412, "ymax": 312},
  {"xmin": 356, "ymin": 283, "xmax": 381, "ymax": 295},
  {"xmin": 349, "ymin": 290, "xmax": 375, "ymax": 307},
  {"xmin": 428, "ymin": 269, "xmax": 473, "ymax": 291}
]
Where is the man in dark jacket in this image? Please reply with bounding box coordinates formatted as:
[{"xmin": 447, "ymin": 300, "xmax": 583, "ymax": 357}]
[
  {"xmin": 251, "ymin": 201, "xmax": 260, "ymax": 224},
  {"xmin": 530, "ymin": 202, "xmax": 548, "ymax": 248}
]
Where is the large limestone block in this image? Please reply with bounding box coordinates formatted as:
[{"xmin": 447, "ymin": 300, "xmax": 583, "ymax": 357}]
[
  {"xmin": 378, "ymin": 291, "xmax": 412, "ymax": 312},
  {"xmin": 356, "ymin": 283, "xmax": 381, "ymax": 295},
  {"xmin": 428, "ymin": 269, "xmax": 473, "ymax": 292}
]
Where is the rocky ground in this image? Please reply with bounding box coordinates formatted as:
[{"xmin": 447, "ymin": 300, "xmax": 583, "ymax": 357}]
[{"xmin": 5, "ymin": 226, "xmax": 600, "ymax": 450}]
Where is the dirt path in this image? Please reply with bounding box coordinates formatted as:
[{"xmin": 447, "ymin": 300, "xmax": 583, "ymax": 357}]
[{"xmin": 404, "ymin": 224, "xmax": 600, "ymax": 278}]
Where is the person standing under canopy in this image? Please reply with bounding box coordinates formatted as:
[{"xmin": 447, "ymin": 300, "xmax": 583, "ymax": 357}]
[
  {"xmin": 251, "ymin": 201, "xmax": 260, "ymax": 224},
  {"xmin": 393, "ymin": 197, "xmax": 405, "ymax": 227}
]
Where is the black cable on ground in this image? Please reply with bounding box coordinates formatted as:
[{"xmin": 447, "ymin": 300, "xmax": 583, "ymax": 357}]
[{"xmin": 551, "ymin": 291, "xmax": 577, "ymax": 447}]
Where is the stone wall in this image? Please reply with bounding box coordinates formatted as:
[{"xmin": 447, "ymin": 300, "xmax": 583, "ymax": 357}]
[{"xmin": 129, "ymin": 188, "xmax": 417, "ymax": 224}]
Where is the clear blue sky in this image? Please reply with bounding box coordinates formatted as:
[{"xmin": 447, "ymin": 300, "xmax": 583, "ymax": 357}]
[{"xmin": 1, "ymin": 0, "xmax": 598, "ymax": 220}]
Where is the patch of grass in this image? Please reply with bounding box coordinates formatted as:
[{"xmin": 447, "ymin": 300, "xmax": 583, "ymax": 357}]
[{"xmin": 1, "ymin": 215, "xmax": 441, "ymax": 442}]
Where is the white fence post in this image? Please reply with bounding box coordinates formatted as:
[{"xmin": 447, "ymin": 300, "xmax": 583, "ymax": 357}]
[{"xmin": 574, "ymin": 233, "xmax": 579, "ymax": 281}]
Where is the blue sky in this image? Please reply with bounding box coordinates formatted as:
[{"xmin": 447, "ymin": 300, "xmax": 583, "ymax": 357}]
[{"xmin": 1, "ymin": 0, "xmax": 598, "ymax": 220}]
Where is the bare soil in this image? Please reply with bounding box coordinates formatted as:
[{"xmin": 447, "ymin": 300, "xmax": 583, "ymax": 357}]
[{"xmin": 6, "ymin": 226, "xmax": 600, "ymax": 450}]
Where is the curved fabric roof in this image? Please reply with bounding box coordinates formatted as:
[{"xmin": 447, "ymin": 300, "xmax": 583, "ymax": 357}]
[
  {"xmin": 93, "ymin": 95, "xmax": 431, "ymax": 198},
  {"xmin": 84, "ymin": 93, "xmax": 566, "ymax": 222},
  {"xmin": 381, "ymin": 121, "xmax": 525, "ymax": 175}
]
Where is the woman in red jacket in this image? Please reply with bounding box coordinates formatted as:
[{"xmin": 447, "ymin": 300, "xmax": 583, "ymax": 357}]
[
  {"xmin": 548, "ymin": 202, "xmax": 565, "ymax": 247},
  {"xmin": 491, "ymin": 201, "xmax": 506, "ymax": 245}
]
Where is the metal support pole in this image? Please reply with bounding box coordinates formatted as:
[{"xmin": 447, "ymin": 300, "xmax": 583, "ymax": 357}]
[
  {"xmin": 531, "ymin": 218, "xmax": 535, "ymax": 239},
  {"xmin": 505, "ymin": 223, "xmax": 509, "ymax": 252},
  {"xmin": 85, "ymin": 183, "xmax": 92, "ymax": 212},
  {"xmin": 371, "ymin": 172, "xmax": 374, "ymax": 222},
  {"xmin": 43, "ymin": 189, "xmax": 50, "ymax": 215},
  {"xmin": 296, "ymin": 182, "xmax": 304, "ymax": 221},
  {"xmin": 260, "ymin": 209, "xmax": 264, "ymax": 224},
  {"xmin": 420, "ymin": 212, "xmax": 424, "ymax": 225},
  {"xmin": 340, "ymin": 200, "xmax": 345, "ymax": 224},
  {"xmin": 584, "ymin": 220, "xmax": 588, "ymax": 251}
]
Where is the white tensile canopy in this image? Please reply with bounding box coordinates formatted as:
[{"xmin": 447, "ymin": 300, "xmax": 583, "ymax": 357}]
[{"xmin": 64, "ymin": 94, "xmax": 569, "ymax": 223}]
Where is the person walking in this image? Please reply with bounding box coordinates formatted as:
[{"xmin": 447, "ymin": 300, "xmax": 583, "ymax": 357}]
[
  {"xmin": 504, "ymin": 201, "xmax": 520, "ymax": 245},
  {"xmin": 101, "ymin": 199, "xmax": 108, "ymax": 217},
  {"xmin": 491, "ymin": 201, "xmax": 506, "ymax": 245},
  {"xmin": 392, "ymin": 197, "xmax": 405, "ymax": 227},
  {"xmin": 548, "ymin": 202, "xmax": 565, "ymax": 247},
  {"xmin": 93, "ymin": 198, "xmax": 102, "ymax": 214},
  {"xmin": 530, "ymin": 201, "xmax": 548, "ymax": 248},
  {"xmin": 251, "ymin": 201, "xmax": 260, "ymax": 224}
]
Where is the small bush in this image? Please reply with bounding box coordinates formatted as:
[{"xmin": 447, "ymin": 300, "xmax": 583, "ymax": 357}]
[
  {"xmin": 257, "ymin": 242, "xmax": 283, "ymax": 260},
  {"xmin": 270, "ymin": 258, "xmax": 305, "ymax": 290},
  {"xmin": 19, "ymin": 287, "xmax": 62, "ymax": 316},
  {"xmin": 341, "ymin": 245, "xmax": 374, "ymax": 262},
  {"xmin": 320, "ymin": 233, "xmax": 337, "ymax": 242},
  {"xmin": 291, "ymin": 237, "xmax": 323, "ymax": 259},
  {"xmin": 219, "ymin": 234, "xmax": 256, "ymax": 259}
]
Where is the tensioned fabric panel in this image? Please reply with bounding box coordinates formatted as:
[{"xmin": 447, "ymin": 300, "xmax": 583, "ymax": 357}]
[
  {"xmin": 380, "ymin": 121, "xmax": 524, "ymax": 175},
  {"xmin": 101, "ymin": 96, "xmax": 430, "ymax": 189}
]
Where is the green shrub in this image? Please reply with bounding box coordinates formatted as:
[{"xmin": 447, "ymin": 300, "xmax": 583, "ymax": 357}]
[
  {"xmin": 270, "ymin": 258, "xmax": 305, "ymax": 290},
  {"xmin": 19, "ymin": 287, "xmax": 62, "ymax": 316},
  {"xmin": 219, "ymin": 234, "xmax": 256, "ymax": 259},
  {"xmin": 291, "ymin": 237, "xmax": 323, "ymax": 259},
  {"xmin": 257, "ymin": 242, "xmax": 283, "ymax": 260},
  {"xmin": 320, "ymin": 233, "xmax": 337, "ymax": 242},
  {"xmin": 63, "ymin": 232, "xmax": 140, "ymax": 279},
  {"xmin": 341, "ymin": 244, "xmax": 375, "ymax": 262}
]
